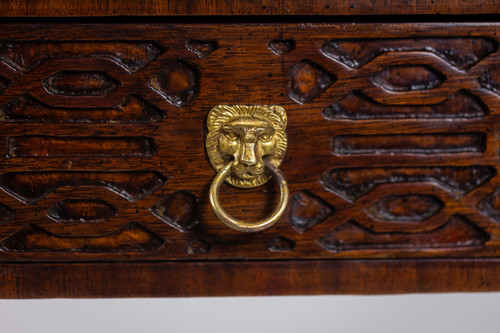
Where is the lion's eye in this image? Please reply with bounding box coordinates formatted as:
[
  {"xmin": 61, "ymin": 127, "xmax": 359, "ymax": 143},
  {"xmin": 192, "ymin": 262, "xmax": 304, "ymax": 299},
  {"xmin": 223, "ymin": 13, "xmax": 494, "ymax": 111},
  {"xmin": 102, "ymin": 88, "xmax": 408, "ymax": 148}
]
[
  {"xmin": 259, "ymin": 132, "xmax": 273, "ymax": 142},
  {"xmin": 224, "ymin": 132, "xmax": 239, "ymax": 141}
]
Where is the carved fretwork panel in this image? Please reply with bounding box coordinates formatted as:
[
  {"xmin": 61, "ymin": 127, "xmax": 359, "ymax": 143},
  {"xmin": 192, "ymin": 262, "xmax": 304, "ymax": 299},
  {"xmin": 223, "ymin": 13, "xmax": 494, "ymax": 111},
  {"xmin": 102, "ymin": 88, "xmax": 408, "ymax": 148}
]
[{"xmin": 1, "ymin": 23, "xmax": 500, "ymax": 262}]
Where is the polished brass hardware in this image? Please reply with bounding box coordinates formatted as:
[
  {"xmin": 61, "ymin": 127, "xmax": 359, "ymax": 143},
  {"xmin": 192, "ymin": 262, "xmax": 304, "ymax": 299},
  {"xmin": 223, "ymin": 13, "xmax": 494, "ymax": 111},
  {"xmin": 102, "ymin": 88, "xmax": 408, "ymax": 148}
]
[{"xmin": 206, "ymin": 105, "xmax": 289, "ymax": 232}]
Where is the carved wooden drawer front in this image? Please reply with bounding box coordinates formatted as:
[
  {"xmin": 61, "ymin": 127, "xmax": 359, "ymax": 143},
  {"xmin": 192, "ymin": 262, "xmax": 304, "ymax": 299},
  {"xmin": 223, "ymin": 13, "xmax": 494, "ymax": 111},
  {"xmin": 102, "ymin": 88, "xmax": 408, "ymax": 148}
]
[{"xmin": 2, "ymin": 23, "xmax": 500, "ymax": 296}]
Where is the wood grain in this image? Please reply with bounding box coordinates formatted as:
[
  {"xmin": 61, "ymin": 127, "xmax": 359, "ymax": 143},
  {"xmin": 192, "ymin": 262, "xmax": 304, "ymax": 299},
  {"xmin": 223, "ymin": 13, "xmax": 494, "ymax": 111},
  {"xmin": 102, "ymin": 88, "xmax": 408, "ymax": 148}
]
[
  {"xmin": 0, "ymin": 23, "xmax": 499, "ymax": 262},
  {"xmin": 2, "ymin": 22, "xmax": 500, "ymax": 295},
  {"xmin": 0, "ymin": 259, "xmax": 499, "ymax": 298},
  {"xmin": 1, "ymin": 0, "xmax": 500, "ymax": 16}
]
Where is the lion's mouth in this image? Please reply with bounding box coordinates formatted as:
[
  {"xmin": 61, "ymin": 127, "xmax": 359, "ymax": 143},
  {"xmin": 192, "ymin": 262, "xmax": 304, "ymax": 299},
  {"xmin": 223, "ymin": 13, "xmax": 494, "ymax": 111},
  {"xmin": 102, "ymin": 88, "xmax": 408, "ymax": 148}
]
[{"xmin": 232, "ymin": 163, "xmax": 265, "ymax": 179}]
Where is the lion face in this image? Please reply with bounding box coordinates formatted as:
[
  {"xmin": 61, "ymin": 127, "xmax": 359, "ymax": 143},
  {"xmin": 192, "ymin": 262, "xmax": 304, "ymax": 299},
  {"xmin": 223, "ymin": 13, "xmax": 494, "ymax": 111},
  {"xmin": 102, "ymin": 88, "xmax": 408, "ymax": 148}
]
[{"xmin": 206, "ymin": 105, "xmax": 287, "ymax": 188}]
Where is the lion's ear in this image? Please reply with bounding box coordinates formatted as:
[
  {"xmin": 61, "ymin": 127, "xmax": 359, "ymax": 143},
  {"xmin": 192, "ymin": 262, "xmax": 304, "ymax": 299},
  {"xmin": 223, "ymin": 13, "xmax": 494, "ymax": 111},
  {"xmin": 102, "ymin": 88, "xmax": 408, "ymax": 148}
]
[
  {"xmin": 269, "ymin": 105, "xmax": 287, "ymax": 128},
  {"xmin": 207, "ymin": 105, "xmax": 225, "ymax": 131}
]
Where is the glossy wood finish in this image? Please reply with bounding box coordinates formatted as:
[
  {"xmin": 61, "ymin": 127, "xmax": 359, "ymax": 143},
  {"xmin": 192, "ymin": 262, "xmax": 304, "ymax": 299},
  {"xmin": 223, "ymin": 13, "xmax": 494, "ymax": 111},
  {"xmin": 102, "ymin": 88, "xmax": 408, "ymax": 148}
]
[
  {"xmin": 1, "ymin": 259, "xmax": 500, "ymax": 298},
  {"xmin": 1, "ymin": 22, "xmax": 500, "ymax": 260},
  {"xmin": 2, "ymin": 21, "xmax": 500, "ymax": 295},
  {"xmin": 1, "ymin": 0, "xmax": 500, "ymax": 16}
]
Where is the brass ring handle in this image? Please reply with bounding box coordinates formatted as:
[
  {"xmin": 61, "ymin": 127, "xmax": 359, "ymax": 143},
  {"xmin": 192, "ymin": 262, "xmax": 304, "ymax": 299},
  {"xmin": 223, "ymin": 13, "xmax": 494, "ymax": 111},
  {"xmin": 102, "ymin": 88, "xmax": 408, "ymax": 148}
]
[{"xmin": 209, "ymin": 160, "xmax": 289, "ymax": 232}]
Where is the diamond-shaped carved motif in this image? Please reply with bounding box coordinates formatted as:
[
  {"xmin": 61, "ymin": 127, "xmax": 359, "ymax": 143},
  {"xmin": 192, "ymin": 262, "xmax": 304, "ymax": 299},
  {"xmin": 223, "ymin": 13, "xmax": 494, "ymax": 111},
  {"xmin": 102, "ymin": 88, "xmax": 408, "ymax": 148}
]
[
  {"xmin": 186, "ymin": 40, "xmax": 218, "ymax": 58},
  {"xmin": 478, "ymin": 188, "xmax": 500, "ymax": 223},
  {"xmin": 288, "ymin": 59, "xmax": 335, "ymax": 104},
  {"xmin": 149, "ymin": 60, "xmax": 199, "ymax": 107},
  {"xmin": 268, "ymin": 40, "xmax": 295, "ymax": 55},
  {"xmin": 0, "ymin": 203, "xmax": 14, "ymax": 226},
  {"xmin": 0, "ymin": 75, "xmax": 8, "ymax": 94},
  {"xmin": 186, "ymin": 239, "xmax": 211, "ymax": 255},
  {"xmin": 289, "ymin": 190, "xmax": 334, "ymax": 232},
  {"xmin": 478, "ymin": 65, "xmax": 500, "ymax": 96},
  {"xmin": 150, "ymin": 190, "xmax": 198, "ymax": 232},
  {"xmin": 268, "ymin": 236, "xmax": 295, "ymax": 252}
]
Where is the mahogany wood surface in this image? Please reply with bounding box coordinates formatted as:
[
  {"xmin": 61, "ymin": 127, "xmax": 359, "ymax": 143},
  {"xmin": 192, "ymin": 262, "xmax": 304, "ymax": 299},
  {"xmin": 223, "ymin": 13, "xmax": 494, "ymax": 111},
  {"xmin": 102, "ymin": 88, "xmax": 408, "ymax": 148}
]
[
  {"xmin": 1, "ymin": 259, "xmax": 500, "ymax": 298},
  {"xmin": 2, "ymin": 21, "xmax": 500, "ymax": 296},
  {"xmin": 1, "ymin": 0, "xmax": 500, "ymax": 17}
]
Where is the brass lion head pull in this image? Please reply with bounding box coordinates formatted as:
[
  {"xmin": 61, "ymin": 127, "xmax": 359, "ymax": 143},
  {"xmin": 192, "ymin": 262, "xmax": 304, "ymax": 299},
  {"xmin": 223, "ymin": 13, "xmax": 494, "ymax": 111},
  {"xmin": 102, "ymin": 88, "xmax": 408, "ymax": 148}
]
[{"xmin": 206, "ymin": 105, "xmax": 289, "ymax": 232}]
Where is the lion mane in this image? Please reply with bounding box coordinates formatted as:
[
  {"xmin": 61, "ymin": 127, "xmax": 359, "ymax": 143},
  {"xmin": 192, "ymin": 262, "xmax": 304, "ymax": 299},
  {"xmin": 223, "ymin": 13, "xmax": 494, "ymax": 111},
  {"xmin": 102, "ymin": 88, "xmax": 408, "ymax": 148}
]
[{"xmin": 206, "ymin": 105, "xmax": 288, "ymax": 188}]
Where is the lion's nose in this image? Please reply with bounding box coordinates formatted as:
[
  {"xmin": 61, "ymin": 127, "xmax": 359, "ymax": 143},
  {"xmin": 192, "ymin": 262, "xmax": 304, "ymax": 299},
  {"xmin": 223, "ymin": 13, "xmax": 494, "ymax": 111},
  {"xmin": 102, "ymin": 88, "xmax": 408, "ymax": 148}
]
[{"xmin": 240, "ymin": 142, "xmax": 257, "ymax": 165}]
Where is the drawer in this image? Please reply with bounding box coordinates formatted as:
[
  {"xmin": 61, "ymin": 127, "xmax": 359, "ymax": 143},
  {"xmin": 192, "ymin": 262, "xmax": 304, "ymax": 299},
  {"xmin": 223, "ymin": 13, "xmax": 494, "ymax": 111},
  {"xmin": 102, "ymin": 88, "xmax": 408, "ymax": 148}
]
[{"xmin": 1, "ymin": 22, "xmax": 500, "ymax": 296}]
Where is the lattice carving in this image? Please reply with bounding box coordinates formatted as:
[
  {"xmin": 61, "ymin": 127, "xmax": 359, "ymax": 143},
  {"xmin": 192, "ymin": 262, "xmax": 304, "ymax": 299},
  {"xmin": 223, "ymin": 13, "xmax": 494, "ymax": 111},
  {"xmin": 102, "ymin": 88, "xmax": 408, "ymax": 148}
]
[{"xmin": 0, "ymin": 25, "xmax": 498, "ymax": 261}]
